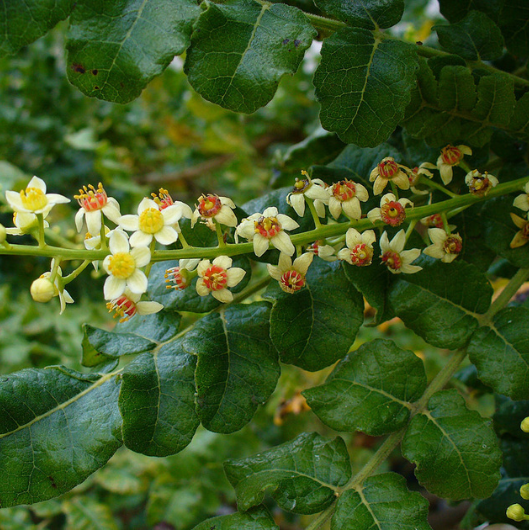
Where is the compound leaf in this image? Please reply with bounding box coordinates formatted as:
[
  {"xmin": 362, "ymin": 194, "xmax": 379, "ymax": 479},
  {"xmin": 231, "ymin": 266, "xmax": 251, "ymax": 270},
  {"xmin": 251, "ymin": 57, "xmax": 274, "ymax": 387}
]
[
  {"xmin": 0, "ymin": 0, "xmax": 74, "ymax": 57},
  {"xmin": 389, "ymin": 258, "xmax": 492, "ymax": 350},
  {"xmin": 331, "ymin": 473, "xmax": 430, "ymax": 530},
  {"xmin": 224, "ymin": 432, "xmax": 351, "ymax": 514},
  {"xmin": 118, "ymin": 338, "xmax": 199, "ymax": 457},
  {"xmin": 183, "ymin": 302, "xmax": 280, "ymax": 434},
  {"xmin": 67, "ymin": 0, "xmax": 199, "ymax": 103},
  {"xmin": 184, "ymin": 0, "xmax": 316, "ymax": 113},
  {"xmin": 314, "ymin": 27, "xmax": 418, "ymax": 147},
  {"xmin": 468, "ymin": 306, "xmax": 529, "ymax": 400},
  {"xmin": 304, "ymin": 339, "xmax": 427, "ymax": 436},
  {"xmin": 192, "ymin": 506, "xmax": 279, "ymax": 530},
  {"xmin": 402, "ymin": 389, "xmax": 501, "ymax": 500},
  {"xmin": 265, "ymin": 259, "xmax": 364, "ymax": 372},
  {"xmin": 0, "ymin": 367, "xmax": 122, "ymax": 507}
]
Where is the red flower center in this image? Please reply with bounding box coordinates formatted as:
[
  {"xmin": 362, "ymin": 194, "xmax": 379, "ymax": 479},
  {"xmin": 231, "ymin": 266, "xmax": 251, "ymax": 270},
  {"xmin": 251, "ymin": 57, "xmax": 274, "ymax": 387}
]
[
  {"xmin": 422, "ymin": 214, "xmax": 444, "ymax": 228},
  {"xmin": 378, "ymin": 159, "xmax": 399, "ymax": 179},
  {"xmin": 106, "ymin": 295, "xmax": 137, "ymax": 322},
  {"xmin": 202, "ymin": 265, "xmax": 228, "ymax": 291},
  {"xmin": 280, "ymin": 270, "xmax": 305, "ymax": 293},
  {"xmin": 444, "ymin": 235, "xmax": 463, "ymax": 255},
  {"xmin": 75, "ymin": 183, "xmax": 108, "ymax": 211},
  {"xmin": 441, "ymin": 145, "xmax": 462, "ymax": 166},
  {"xmin": 198, "ymin": 195, "xmax": 222, "ymax": 218},
  {"xmin": 380, "ymin": 201, "xmax": 406, "ymax": 226},
  {"xmin": 332, "ymin": 180, "xmax": 356, "ymax": 202},
  {"xmin": 254, "ymin": 216, "xmax": 282, "ymax": 238},
  {"xmin": 381, "ymin": 250, "xmax": 402, "ymax": 271},
  {"xmin": 165, "ymin": 267, "xmax": 190, "ymax": 290},
  {"xmin": 350, "ymin": 243, "xmax": 373, "ymax": 266}
]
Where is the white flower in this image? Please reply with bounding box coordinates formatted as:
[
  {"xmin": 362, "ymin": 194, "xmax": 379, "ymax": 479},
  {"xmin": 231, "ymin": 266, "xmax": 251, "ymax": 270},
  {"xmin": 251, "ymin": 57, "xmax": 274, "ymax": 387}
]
[
  {"xmin": 102, "ymin": 229, "xmax": 150, "ymax": 299},
  {"xmin": 30, "ymin": 260, "xmax": 74, "ymax": 314},
  {"xmin": 337, "ymin": 229, "xmax": 376, "ymax": 266},
  {"xmin": 465, "ymin": 170, "xmax": 498, "ymax": 196},
  {"xmin": 514, "ymin": 182, "xmax": 529, "ymax": 212},
  {"xmin": 5, "ymin": 176, "xmax": 70, "ymax": 215},
  {"xmin": 118, "ymin": 197, "xmax": 190, "ymax": 247},
  {"xmin": 437, "ymin": 145, "xmax": 472, "ymax": 185},
  {"xmin": 423, "ymin": 228, "xmax": 463, "ymax": 263},
  {"xmin": 74, "ymin": 183, "xmax": 121, "ymax": 234},
  {"xmin": 195, "ymin": 256, "xmax": 246, "ymax": 303},
  {"xmin": 367, "ymin": 193, "xmax": 413, "ymax": 227},
  {"xmin": 191, "ymin": 194, "xmax": 237, "ymax": 229},
  {"xmin": 380, "ymin": 230, "xmax": 422, "ymax": 274},
  {"xmin": 409, "ymin": 163, "xmax": 436, "ymax": 194},
  {"xmin": 307, "ymin": 240, "xmax": 337, "ymax": 262},
  {"xmin": 286, "ymin": 171, "xmax": 329, "ymax": 217},
  {"xmin": 510, "ymin": 213, "xmax": 529, "ymax": 249},
  {"xmin": 106, "ymin": 289, "xmax": 163, "ymax": 323},
  {"xmin": 235, "ymin": 206, "xmax": 299, "ymax": 257},
  {"xmin": 165, "ymin": 259, "xmax": 200, "ymax": 290},
  {"xmin": 328, "ymin": 179, "xmax": 369, "ymax": 220},
  {"xmin": 369, "ymin": 157, "xmax": 410, "ymax": 195},
  {"xmin": 267, "ymin": 252, "xmax": 313, "ymax": 293},
  {"xmin": 5, "ymin": 212, "xmax": 49, "ymax": 235}
]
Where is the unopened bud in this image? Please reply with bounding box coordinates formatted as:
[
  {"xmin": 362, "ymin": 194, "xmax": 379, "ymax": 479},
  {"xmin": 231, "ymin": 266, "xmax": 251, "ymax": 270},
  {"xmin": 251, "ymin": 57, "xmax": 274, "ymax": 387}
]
[
  {"xmin": 0, "ymin": 223, "xmax": 6, "ymax": 244},
  {"xmin": 521, "ymin": 484, "xmax": 529, "ymax": 500},
  {"xmin": 30, "ymin": 277, "xmax": 57, "ymax": 303},
  {"xmin": 507, "ymin": 503, "xmax": 526, "ymax": 522},
  {"xmin": 521, "ymin": 416, "xmax": 529, "ymax": 433}
]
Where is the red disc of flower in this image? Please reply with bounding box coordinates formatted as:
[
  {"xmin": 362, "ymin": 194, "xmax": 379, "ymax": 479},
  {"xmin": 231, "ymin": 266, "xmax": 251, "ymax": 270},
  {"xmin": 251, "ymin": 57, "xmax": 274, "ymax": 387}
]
[
  {"xmin": 75, "ymin": 183, "xmax": 108, "ymax": 211},
  {"xmin": 198, "ymin": 194, "xmax": 223, "ymax": 218},
  {"xmin": 421, "ymin": 214, "xmax": 444, "ymax": 228},
  {"xmin": 107, "ymin": 295, "xmax": 138, "ymax": 322},
  {"xmin": 165, "ymin": 266, "xmax": 190, "ymax": 290},
  {"xmin": 201, "ymin": 264, "xmax": 228, "ymax": 291},
  {"xmin": 380, "ymin": 201, "xmax": 406, "ymax": 226},
  {"xmin": 280, "ymin": 270, "xmax": 305, "ymax": 293},
  {"xmin": 331, "ymin": 180, "xmax": 357, "ymax": 202},
  {"xmin": 254, "ymin": 216, "xmax": 282, "ymax": 238},
  {"xmin": 444, "ymin": 235, "xmax": 463, "ymax": 255},
  {"xmin": 151, "ymin": 188, "xmax": 174, "ymax": 210},
  {"xmin": 381, "ymin": 250, "xmax": 402, "ymax": 272},
  {"xmin": 440, "ymin": 145, "xmax": 464, "ymax": 166},
  {"xmin": 377, "ymin": 158, "xmax": 400, "ymax": 179},
  {"xmin": 350, "ymin": 243, "xmax": 373, "ymax": 266}
]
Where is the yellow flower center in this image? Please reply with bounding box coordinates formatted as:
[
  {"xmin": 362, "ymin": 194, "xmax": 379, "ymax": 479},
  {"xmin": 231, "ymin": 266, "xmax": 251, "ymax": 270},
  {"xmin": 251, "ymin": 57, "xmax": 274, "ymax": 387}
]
[
  {"xmin": 138, "ymin": 208, "xmax": 164, "ymax": 234},
  {"xmin": 20, "ymin": 187, "xmax": 48, "ymax": 211},
  {"xmin": 108, "ymin": 252, "xmax": 135, "ymax": 279}
]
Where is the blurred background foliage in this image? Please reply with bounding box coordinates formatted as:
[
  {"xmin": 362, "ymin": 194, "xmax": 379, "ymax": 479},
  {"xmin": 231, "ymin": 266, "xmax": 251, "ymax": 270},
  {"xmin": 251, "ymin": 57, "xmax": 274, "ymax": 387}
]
[{"xmin": 0, "ymin": 1, "xmax": 515, "ymax": 528}]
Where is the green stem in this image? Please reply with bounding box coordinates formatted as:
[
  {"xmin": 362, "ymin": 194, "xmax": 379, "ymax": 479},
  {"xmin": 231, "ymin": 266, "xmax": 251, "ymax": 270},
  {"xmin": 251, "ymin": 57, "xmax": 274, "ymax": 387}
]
[
  {"xmin": 178, "ymin": 229, "xmax": 190, "ymax": 249},
  {"xmin": 99, "ymin": 220, "xmax": 108, "ymax": 250},
  {"xmin": 62, "ymin": 260, "xmax": 91, "ymax": 285},
  {"xmin": 306, "ymin": 504, "xmax": 336, "ymax": 530},
  {"xmin": 307, "ymin": 199, "xmax": 323, "ymax": 229},
  {"xmin": 36, "ymin": 214, "xmax": 46, "ymax": 248},
  {"xmin": 231, "ymin": 274, "xmax": 271, "ymax": 305},
  {"xmin": 405, "ymin": 219, "xmax": 417, "ymax": 241},
  {"xmin": 215, "ymin": 221, "xmax": 226, "ymax": 248},
  {"xmin": 441, "ymin": 212, "xmax": 451, "ymax": 234},
  {"xmin": 145, "ymin": 240, "xmax": 156, "ymax": 277},
  {"xmin": 419, "ymin": 175, "xmax": 457, "ymax": 198}
]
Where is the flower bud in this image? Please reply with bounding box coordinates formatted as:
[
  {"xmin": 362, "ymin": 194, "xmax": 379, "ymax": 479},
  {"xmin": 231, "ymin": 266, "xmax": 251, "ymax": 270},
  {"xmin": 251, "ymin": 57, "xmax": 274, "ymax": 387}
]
[
  {"xmin": 0, "ymin": 223, "xmax": 6, "ymax": 244},
  {"xmin": 30, "ymin": 276, "xmax": 57, "ymax": 303},
  {"xmin": 507, "ymin": 503, "xmax": 526, "ymax": 522},
  {"xmin": 521, "ymin": 483, "xmax": 529, "ymax": 500},
  {"xmin": 521, "ymin": 416, "xmax": 529, "ymax": 433}
]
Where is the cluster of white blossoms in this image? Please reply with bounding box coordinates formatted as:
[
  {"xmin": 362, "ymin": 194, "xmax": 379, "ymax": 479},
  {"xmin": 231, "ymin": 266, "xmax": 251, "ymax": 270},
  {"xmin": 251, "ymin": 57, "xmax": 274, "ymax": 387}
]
[{"xmin": 2, "ymin": 143, "xmax": 512, "ymax": 319}]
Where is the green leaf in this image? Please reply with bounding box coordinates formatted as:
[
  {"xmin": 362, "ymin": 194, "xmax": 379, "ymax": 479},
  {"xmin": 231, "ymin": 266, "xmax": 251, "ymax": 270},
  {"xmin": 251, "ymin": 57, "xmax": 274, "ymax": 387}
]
[
  {"xmin": 0, "ymin": 367, "xmax": 122, "ymax": 507},
  {"xmin": 62, "ymin": 498, "xmax": 119, "ymax": 530},
  {"xmin": 224, "ymin": 432, "xmax": 351, "ymax": 514},
  {"xmin": 265, "ymin": 259, "xmax": 364, "ymax": 372},
  {"xmin": 402, "ymin": 389, "xmax": 502, "ymax": 500},
  {"xmin": 434, "ymin": 11, "xmax": 504, "ymax": 61},
  {"xmin": 82, "ymin": 311, "xmax": 181, "ymax": 366},
  {"xmin": 494, "ymin": 394, "xmax": 529, "ymax": 439},
  {"xmin": 66, "ymin": 0, "xmax": 199, "ymax": 103},
  {"xmin": 314, "ymin": 0, "xmax": 404, "ymax": 30},
  {"xmin": 119, "ymin": 338, "xmax": 199, "ymax": 457},
  {"xmin": 468, "ymin": 307, "xmax": 529, "ymax": 400},
  {"xmin": 183, "ymin": 302, "xmax": 280, "ymax": 433},
  {"xmin": 184, "ymin": 0, "xmax": 316, "ymax": 113},
  {"xmin": 389, "ymin": 258, "xmax": 492, "ymax": 350},
  {"xmin": 331, "ymin": 472, "xmax": 430, "ymax": 530},
  {"xmin": 0, "ymin": 0, "xmax": 74, "ymax": 57},
  {"xmin": 438, "ymin": 0, "xmax": 502, "ymax": 23},
  {"xmin": 438, "ymin": 66, "xmax": 477, "ymax": 112},
  {"xmin": 314, "ymin": 28, "xmax": 418, "ymax": 147},
  {"xmin": 510, "ymin": 92, "xmax": 529, "ymax": 139},
  {"xmin": 148, "ymin": 256, "xmax": 251, "ymax": 313},
  {"xmin": 192, "ymin": 506, "xmax": 279, "ymax": 530},
  {"xmin": 304, "ymin": 339, "xmax": 426, "ymax": 435},
  {"xmin": 499, "ymin": 0, "xmax": 529, "ymax": 57}
]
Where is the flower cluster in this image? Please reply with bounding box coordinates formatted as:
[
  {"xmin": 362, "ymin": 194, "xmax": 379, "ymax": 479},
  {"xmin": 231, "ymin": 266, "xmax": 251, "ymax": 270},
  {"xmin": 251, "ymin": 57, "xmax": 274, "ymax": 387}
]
[{"xmin": 2, "ymin": 143, "xmax": 517, "ymax": 319}]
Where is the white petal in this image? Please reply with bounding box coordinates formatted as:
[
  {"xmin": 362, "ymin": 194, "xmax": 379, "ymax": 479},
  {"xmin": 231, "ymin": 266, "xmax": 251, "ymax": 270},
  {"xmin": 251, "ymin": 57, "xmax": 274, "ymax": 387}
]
[
  {"xmin": 5, "ymin": 191, "xmax": 28, "ymax": 212},
  {"xmin": 278, "ymin": 252, "xmax": 292, "ymax": 271},
  {"xmin": 355, "ymin": 184, "xmax": 369, "ymax": 202},
  {"xmin": 293, "ymin": 252, "xmax": 313, "ymax": 275},
  {"xmin": 267, "ymin": 264, "xmax": 283, "ymax": 281},
  {"xmin": 342, "ymin": 198, "xmax": 361, "ymax": 220},
  {"xmin": 276, "ymin": 215, "xmax": 299, "ymax": 231},
  {"xmin": 109, "ymin": 230, "xmax": 130, "ymax": 254},
  {"xmin": 236, "ymin": 220, "xmax": 255, "ymax": 240},
  {"xmin": 28, "ymin": 176, "xmax": 46, "ymax": 192},
  {"xmin": 367, "ymin": 208, "xmax": 381, "ymax": 222},
  {"xmin": 329, "ymin": 197, "xmax": 342, "ymax": 220},
  {"xmin": 428, "ymin": 228, "xmax": 447, "ymax": 245},
  {"xmin": 306, "ymin": 184, "xmax": 329, "ymax": 201},
  {"xmin": 423, "ymin": 245, "xmax": 446, "ymax": 259},
  {"xmin": 196, "ymin": 278, "xmax": 210, "ymax": 296},
  {"xmin": 337, "ymin": 248, "xmax": 352, "ymax": 263},
  {"xmin": 178, "ymin": 202, "xmax": 193, "ymax": 219},
  {"xmin": 215, "ymin": 206, "xmax": 238, "ymax": 227},
  {"xmin": 154, "ymin": 226, "xmax": 178, "ymax": 246},
  {"xmin": 197, "ymin": 260, "xmax": 211, "ymax": 276},
  {"xmin": 130, "ymin": 230, "xmax": 152, "ymax": 248},
  {"xmin": 75, "ymin": 208, "xmax": 85, "ymax": 232},
  {"xmin": 381, "ymin": 193, "xmax": 396, "ymax": 205},
  {"xmin": 400, "ymin": 263, "xmax": 423, "ymax": 274},
  {"xmin": 104, "ymin": 276, "xmax": 126, "ymax": 300},
  {"xmin": 45, "ymin": 193, "xmax": 70, "ymax": 205},
  {"xmin": 102, "ymin": 198, "xmax": 121, "ymax": 222},
  {"xmin": 253, "ymin": 234, "xmax": 270, "ymax": 257},
  {"xmin": 440, "ymin": 165, "xmax": 453, "ymax": 185},
  {"xmin": 314, "ymin": 200, "xmax": 326, "ymax": 218},
  {"xmin": 458, "ymin": 145, "xmax": 472, "ymax": 155},
  {"xmin": 127, "ymin": 269, "xmax": 148, "ymax": 294},
  {"xmin": 86, "ymin": 210, "xmax": 103, "ymax": 236},
  {"xmin": 390, "ymin": 230, "xmax": 406, "ymax": 252},
  {"xmin": 162, "ymin": 204, "xmax": 183, "ymax": 225},
  {"xmin": 212, "ymin": 288, "xmax": 233, "ymax": 303},
  {"xmin": 118, "ymin": 214, "xmax": 140, "ymax": 231},
  {"xmin": 400, "ymin": 248, "xmax": 421, "ymax": 265},
  {"xmin": 138, "ymin": 197, "xmax": 158, "ymax": 214},
  {"xmin": 272, "ymin": 231, "xmax": 295, "ymax": 256},
  {"xmin": 181, "ymin": 258, "xmax": 200, "ymax": 271},
  {"xmin": 213, "ymin": 256, "xmax": 232, "ymax": 269},
  {"xmin": 362, "ymin": 230, "xmax": 376, "ymax": 247},
  {"xmin": 289, "ymin": 194, "xmax": 305, "ymax": 217},
  {"xmin": 379, "ymin": 232, "xmax": 390, "ymax": 253},
  {"xmin": 226, "ymin": 267, "xmax": 246, "ymax": 287},
  {"xmin": 346, "ymin": 228, "xmax": 362, "ymax": 248},
  {"xmin": 373, "ymin": 177, "xmax": 387, "ymax": 195},
  {"xmin": 191, "ymin": 209, "xmax": 200, "ymax": 227},
  {"xmin": 263, "ymin": 207, "xmax": 279, "ymax": 217},
  {"xmin": 220, "ymin": 197, "xmax": 236, "ymax": 209},
  {"xmin": 131, "ymin": 246, "xmax": 151, "ymax": 267},
  {"xmin": 488, "ymin": 174, "xmax": 499, "ymax": 187},
  {"xmin": 399, "ymin": 198, "xmax": 414, "ymax": 208},
  {"xmin": 136, "ymin": 301, "xmax": 164, "ymax": 315},
  {"xmin": 393, "ymin": 173, "xmax": 410, "ymax": 190},
  {"xmin": 513, "ymin": 194, "xmax": 529, "ymax": 211}
]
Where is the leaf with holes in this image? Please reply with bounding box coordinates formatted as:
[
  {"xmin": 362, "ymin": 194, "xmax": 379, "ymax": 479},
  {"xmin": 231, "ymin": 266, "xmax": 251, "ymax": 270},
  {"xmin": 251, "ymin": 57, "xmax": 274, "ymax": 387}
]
[
  {"xmin": 402, "ymin": 389, "xmax": 502, "ymax": 500},
  {"xmin": 304, "ymin": 339, "xmax": 426, "ymax": 436},
  {"xmin": 184, "ymin": 0, "xmax": 316, "ymax": 113},
  {"xmin": 0, "ymin": 367, "xmax": 122, "ymax": 507},
  {"xmin": 182, "ymin": 302, "xmax": 280, "ymax": 434},
  {"xmin": 66, "ymin": 0, "xmax": 199, "ymax": 103},
  {"xmin": 264, "ymin": 259, "xmax": 364, "ymax": 372},
  {"xmin": 314, "ymin": 27, "xmax": 418, "ymax": 146},
  {"xmin": 331, "ymin": 473, "xmax": 431, "ymax": 530},
  {"xmin": 224, "ymin": 432, "xmax": 351, "ymax": 514}
]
